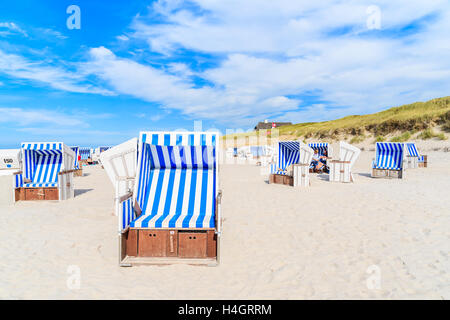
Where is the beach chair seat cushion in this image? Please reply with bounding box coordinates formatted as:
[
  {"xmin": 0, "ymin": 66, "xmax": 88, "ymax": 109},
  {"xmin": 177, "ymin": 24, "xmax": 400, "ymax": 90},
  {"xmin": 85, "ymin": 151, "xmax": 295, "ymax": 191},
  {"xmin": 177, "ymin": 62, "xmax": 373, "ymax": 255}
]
[
  {"xmin": 134, "ymin": 144, "xmax": 216, "ymax": 229},
  {"xmin": 130, "ymin": 208, "xmax": 214, "ymax": 228},
  {"xmin": 23, "ymin": 182, "xmax": 58, "ymax": 188}
]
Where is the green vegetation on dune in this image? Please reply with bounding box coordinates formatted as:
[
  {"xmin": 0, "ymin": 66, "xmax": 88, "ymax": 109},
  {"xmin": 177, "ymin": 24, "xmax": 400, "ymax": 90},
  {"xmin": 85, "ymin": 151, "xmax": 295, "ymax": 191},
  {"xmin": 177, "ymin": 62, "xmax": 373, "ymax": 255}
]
[{"xmin": 224, "ymin": 96, "xmax": 450, "ymax": 142}]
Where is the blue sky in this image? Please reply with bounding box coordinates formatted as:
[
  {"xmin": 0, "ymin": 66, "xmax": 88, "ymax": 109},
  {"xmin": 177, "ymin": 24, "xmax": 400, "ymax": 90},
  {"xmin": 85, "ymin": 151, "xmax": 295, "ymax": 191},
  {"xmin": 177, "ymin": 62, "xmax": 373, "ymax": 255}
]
[{"xmin": 1, "ymin": 0, "xmax": 450, "ymax": 148}]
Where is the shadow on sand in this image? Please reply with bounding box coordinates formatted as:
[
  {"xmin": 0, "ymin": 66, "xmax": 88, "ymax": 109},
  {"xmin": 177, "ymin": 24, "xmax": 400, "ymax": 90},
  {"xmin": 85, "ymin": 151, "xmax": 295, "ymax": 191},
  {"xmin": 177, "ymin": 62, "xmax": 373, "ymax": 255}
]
[{"xmin": 74, "ymin": 189, "xmax": 94, "ymax": 197}]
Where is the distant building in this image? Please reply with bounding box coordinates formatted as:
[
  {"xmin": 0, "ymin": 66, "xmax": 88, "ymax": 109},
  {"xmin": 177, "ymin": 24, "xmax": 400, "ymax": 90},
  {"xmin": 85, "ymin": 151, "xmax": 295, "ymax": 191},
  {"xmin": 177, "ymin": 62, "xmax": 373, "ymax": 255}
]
[{"xmin": 254, "ymin": 121, "xmax": 292, "ymax": 130}]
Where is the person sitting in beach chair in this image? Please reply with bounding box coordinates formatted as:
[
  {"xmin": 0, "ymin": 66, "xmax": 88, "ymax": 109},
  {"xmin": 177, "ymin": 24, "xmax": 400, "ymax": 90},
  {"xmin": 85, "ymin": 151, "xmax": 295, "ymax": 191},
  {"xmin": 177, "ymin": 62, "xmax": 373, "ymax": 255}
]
[
  {"xmin": 320, "ymin": 149, "xmax": 330, "ymax": 173},
  {"xmin": 311, "ymin": 149, "xmax": 324, "ymax": 172}
]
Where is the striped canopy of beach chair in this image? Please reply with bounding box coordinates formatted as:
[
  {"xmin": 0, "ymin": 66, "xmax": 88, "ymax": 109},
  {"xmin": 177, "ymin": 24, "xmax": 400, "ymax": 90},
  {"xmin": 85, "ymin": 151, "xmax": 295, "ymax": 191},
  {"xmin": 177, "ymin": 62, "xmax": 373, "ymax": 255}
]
[
  {"xmin": 405, "ymin": 143, "xmax": 424, "ymax": 162},
  {"xmin": 372, "ymin": 142, "xmax": 404, "ymax": 170},
  {"xmin": 21, "ymin": 142, "xmax": 75, "ymax": 187},
  {"xmin": 99, "ymin": 146, "xmax": 111, "ymax": 153},
  {"xmin": 271, "ymin": 141, "xmax": 300, "ymax": 174},
  {"xmin": 130, "ymin": 131, "xmax": 218, "ymax": 229},
  {"xmin": 70, "ymin": 146, "xmax": 80, "ymax": 169},
  {"xmin": 79, "ymin": 147, "xmax": 91, "ymax": 160},
  {"xmin": 15, "ymin": 173, "xmax": 23, "ymax": 188},
  {"xmin": 308, "ymin": 143, "xmax": 329, "ymax": 156}
]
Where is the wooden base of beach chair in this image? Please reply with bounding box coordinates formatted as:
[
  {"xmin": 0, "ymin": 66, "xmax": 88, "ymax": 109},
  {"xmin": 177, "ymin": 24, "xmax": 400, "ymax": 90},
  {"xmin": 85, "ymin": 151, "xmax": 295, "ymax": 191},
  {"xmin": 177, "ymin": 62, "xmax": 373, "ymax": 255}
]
[
  {"xmin": 404, "ymin": 156, "xmax": 418, "ymax": 169},
  {"xmin": 418, "ymin": 155, "xmax": 428, "ymax": 168},
  {"xmin": 269, "ymin": 173, "xmax": 294, "ymax": 186},
  {"xmin": 293, "ymin": 164, "xmax": 310, "ymax": 187},
  {"xmin": 329, "ymin": 160, "xmax": 352, "ymax": 183},
  {"xmin": 120, "ymin": 228, "xmax": 218, "ymax": 266},
  {"xmin": 74, "ymin": 169, "xmax": 83, "ymax": 177},
  {"xmin": 371, "ymin": 168, "xmax": 403, "ymax": 179},
  {"xmin": 15, "ymin": 187, "xmax": 59, "ymax": 201}
]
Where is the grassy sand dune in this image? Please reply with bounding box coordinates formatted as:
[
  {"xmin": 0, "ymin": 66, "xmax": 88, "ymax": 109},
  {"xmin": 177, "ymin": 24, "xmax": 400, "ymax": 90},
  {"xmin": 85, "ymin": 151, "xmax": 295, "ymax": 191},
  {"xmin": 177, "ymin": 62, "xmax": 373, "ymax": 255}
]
[{"xmin": 224, "ymin": 96, "xmax": 450, "ymax": 146}]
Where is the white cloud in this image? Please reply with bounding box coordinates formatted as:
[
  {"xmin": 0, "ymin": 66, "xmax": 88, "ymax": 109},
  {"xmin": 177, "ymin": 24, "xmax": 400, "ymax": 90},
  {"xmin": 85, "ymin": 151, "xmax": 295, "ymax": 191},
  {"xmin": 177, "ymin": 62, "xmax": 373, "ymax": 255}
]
[
  {"xmin": 0, "ymin": 107, "xmax": 86, "ymax": 127},
  {"xmin": 4, "ymin": 1, "xmax": 450, "ymax": 128},
  {"xmin": 37, "ymin": 28, "xmax": 68, "ymax": 40},
  {"xmin": 0, "ymin": 22, "xmax": 27, "ymax": 37},
  {"xmin": 112, "ymin": 0, "xmax": 450, "ymax": 125},
  {"xmin": 83, "ymin": 46, "xmax": 299, "ymax": 125},
  {"xmin": 0, "ymin": 49, "xmax": 113, "ymax": 95},
  {"xmin": 116, "ymin": 35, "xmax": 129, "ymax": 41}
]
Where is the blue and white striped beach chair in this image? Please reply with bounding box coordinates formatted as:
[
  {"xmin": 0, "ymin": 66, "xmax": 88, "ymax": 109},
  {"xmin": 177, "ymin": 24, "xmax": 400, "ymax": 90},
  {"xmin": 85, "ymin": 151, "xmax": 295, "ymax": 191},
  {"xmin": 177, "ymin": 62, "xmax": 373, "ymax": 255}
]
[
  {"xmin": 103, "ymin": 132, "xmax": 221, "ymax": 266},
  {"xmin": 405, "ymin": 142, "xmax": 427, "ymax": 168},
  {"xmin": 71, "ymin": 146, "xmax": 84, "ymax": 176},
  {"xmin": 79, "ymin": 147, "xmax": 91, "ymax": 161},
  {"xmin": 19, "ymin": 142, "xmax": 75, "ymax": 200},
  {"xmin": 308, "ymin": 142, "xmax": 332, "ymax": 171},
  {"xmin": 270, "ymin": 141, "xmax": 300, "ymax": 175},
  {"xmin": 371, "ymin": 142, "xmax": 405, "ymax": 178},
  {"xmin": 269, "ymin": 141, "xmax": 313, "ymax": 186},
  {"xmin": 308, "ymin": 142, "xmax": 331, "ymax": 157},
  {"xmin": 70, "ymin": 146, "xmax": 80, "ymax": 169}
]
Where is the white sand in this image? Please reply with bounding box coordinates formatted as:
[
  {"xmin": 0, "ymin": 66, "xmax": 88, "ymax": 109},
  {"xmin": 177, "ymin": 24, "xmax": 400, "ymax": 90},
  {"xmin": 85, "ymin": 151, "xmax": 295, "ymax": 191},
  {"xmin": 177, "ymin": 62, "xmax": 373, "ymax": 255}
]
[{"xmin": 0, "ymin": 151, "xmax": 449, "ymax": 299}]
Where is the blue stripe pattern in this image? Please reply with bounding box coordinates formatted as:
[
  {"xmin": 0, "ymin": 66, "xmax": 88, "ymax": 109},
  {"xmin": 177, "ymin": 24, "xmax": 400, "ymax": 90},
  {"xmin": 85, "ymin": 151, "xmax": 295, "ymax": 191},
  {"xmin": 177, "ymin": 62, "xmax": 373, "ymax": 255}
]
[
  {"xmin": 71, "ymin": 146, "xmax": 80, "ymax": 169},
  {"xmin": 15, "ymin": 174, "xmax": 23, "ymax": 188},
  {"xmin": 405, "ymin": 143, "xmax": 424, "ymax": 162},
  {"xmin": 21, "ymin": 143, "xmax": 64, "ymax": 188},
  {"xmin": 79, "ymin": 147, "xmax": 91, "ymax": 160},
  {"xmin": 121, "ymin": 197, "xmax": 135, "ymax": 231},
  {"xmin": 373, "ymin": 142, "xmax": 404, "ymax": 170},
  {"xmin": 308, "ymin": 143, "xmax": 329, "ymax": 156},
  {"xmin": 132, "ymin": 132, "xmax": 217, "ymax": 229},
  {"xmin": 271, "ymin": 141, "xmax": 300, "ymax": 174}
]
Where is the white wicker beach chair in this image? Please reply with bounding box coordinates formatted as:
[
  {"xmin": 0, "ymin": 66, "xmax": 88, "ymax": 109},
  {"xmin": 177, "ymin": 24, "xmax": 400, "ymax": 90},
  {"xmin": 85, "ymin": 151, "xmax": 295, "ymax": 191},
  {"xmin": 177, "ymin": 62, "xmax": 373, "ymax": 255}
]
[
  {"xmin": 0, "ymin": 149, "xmax": 22, "ymax": 205},
  {"xmin": 328, "ymin": 142, "xmax": 361, "ymax": 183}
]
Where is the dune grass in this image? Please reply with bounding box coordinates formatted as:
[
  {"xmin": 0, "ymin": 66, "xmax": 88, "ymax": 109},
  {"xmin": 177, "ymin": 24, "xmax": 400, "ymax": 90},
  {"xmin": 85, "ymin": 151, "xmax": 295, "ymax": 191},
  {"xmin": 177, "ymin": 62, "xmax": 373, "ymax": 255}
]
[
  {"xmin": 390, "ymin": 131, "xmax": 411, "ymax": 142},
  {"xmin": 224, "ymin": 96, "xmax": 450, "ymax": 143},
  {"xmin": 417, "ymin": 128, "xmax": 447, "ymax": 140}
]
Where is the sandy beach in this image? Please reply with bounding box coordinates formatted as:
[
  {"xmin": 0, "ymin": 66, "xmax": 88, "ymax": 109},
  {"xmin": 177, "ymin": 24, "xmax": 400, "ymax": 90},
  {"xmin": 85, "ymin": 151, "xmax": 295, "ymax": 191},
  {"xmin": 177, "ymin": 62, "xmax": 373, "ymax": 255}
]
[{"xmin": 0, "ymin": 149, "xmax": 449, "ymax": 299}]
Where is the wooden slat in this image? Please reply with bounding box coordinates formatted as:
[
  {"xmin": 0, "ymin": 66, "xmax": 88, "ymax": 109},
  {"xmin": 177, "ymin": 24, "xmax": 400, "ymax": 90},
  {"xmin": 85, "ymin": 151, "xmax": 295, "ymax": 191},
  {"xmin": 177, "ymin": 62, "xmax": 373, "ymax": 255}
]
[
  {"xmin": 119, "ymin": 192, "xmax": 133, "ymax": 203},
  {"xmin": 58, "ymin": 169, "xmax": 77, "ymax": 175},
  {"xmin": 121, "ymin": 256, "xmax": 217, "ymax": 266}
]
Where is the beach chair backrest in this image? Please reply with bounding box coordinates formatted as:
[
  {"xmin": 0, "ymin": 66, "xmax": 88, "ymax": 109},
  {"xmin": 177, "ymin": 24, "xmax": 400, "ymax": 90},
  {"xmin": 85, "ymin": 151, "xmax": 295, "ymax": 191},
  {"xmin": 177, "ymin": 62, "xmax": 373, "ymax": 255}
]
[
  {"xmin": 405, "ymin": 142, "xmax": 420, "ymax": 157},
  {"xmin": 134, "ymin": 131, "xmax": 218, "ymax": 228},
  {"xmin": 21, "ymin": 142, "xmax": 75, "ymax": 187},
  {"xmin": 99, "ymin": 146, "xmax": 111, "ymax": 153},
  {"xmin": 339, "ymin": 142, "xmax": 361, "ymax": 168},
  {"xmin": 79, "ymin": 147, "xmax": 91, "ymax": 160},
  {"xmin": 100, "ymin": 138, "xmax": 138, "ymax": 197},
  {"xmin": 374, "ymin": 142, "xmax": 404, "ymax": 170},
  {"xmin": 308, "ymin": 143, "xmax": 329, "ymax": 157},
  {"xmin": 276, "ymin": 141, "xmax": 300, "ymax": 172},
  {"xmin": 0, "ymin": 149, "xmax": 21, "ymax": 170},
  {"xmin": 70, "ymin": 146, "xmax": 80, "ymax": 169}
]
